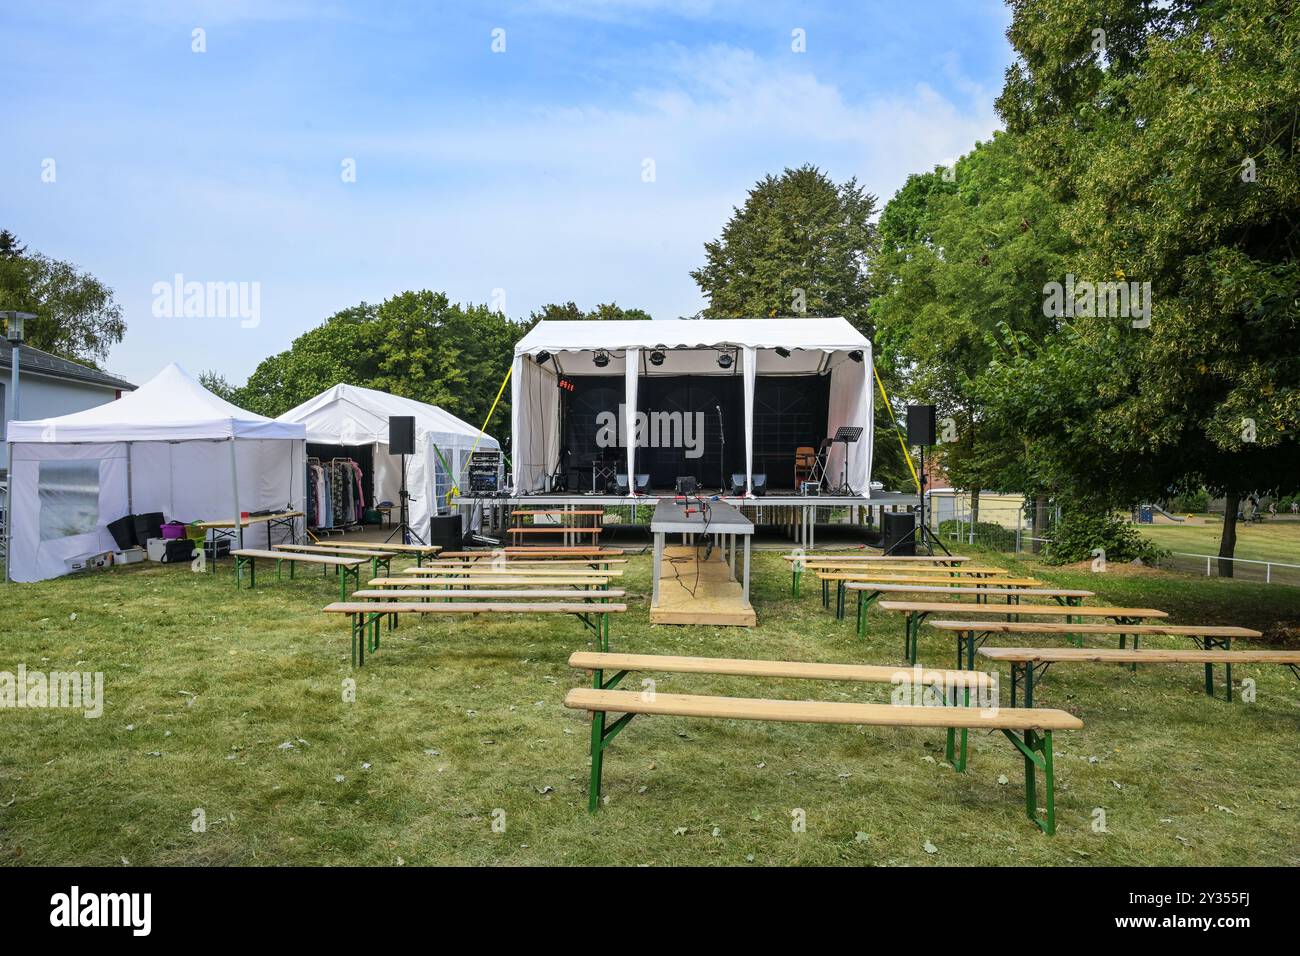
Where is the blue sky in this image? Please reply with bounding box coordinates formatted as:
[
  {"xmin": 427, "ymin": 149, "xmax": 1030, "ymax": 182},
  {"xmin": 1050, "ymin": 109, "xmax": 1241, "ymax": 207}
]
[{"xmin": 1, "ymin": 0, "xmax": 1012, "ymax": 386}]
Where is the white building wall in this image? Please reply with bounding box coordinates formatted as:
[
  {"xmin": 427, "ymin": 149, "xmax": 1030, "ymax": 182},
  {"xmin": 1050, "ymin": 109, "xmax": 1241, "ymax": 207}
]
[{"xmin": 2, "ymin": 369, "xmax": 123, "ymax": 470}]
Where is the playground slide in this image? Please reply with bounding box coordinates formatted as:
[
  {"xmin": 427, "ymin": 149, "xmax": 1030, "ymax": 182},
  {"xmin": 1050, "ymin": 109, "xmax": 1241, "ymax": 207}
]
[{"xmin": 1147, "ymin": 504, "xmax": 1186, "ymax": 522}]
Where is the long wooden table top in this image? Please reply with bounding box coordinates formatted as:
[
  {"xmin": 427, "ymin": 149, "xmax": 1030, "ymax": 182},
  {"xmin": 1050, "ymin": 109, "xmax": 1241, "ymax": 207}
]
[
  {"xmin": 847, "ymin": 583, "xmax": 1092, "ymax": 598},
  {"xmin": 979, "ymin": 647, "xmax": 1300, "ymax": 665},
  {"xmin": 353, "ymin": 588, "xmax": 626, "ymax": 600},
  {"xmin": 816, "ymin": 565, "xmax": 1013, "ymax": 576},
  {"xmin": 403, "ymin": 566, "xmax": 620, "ymax": 577},
  {"xmin": 827, "ymin": 574, "xmax": 1043, "ymax": 587},
  {"xmin": 232, "ymin": 548, "xmax": 362, "ymax": 566},
  {"xmin": 276, "ymin": 544, "xmax": 395, "ymax": 558},
  {"xmin": 196, "ymin": 510, "xmax": 303, "ymax": 529},
  {"xmin": 568, "ymin": 651, "xmax": 991, "ymax": 685},
  {"xmin": 930, "ymin": 620, "xmax": 1262, "ymax": 638},
  {"xmin": 326, "ymin": 601, "xmax": 628, "ymax": 615},
  {"xmin": 511, "ymin": 510, "xmax": 606, "ymax": 517},
  {"xmin": 783, "ymin": 554, "xmax": 971, "ymax": 563},
  {"xmin": 564, "ymin": 688, "xmax": 1082, "ymax": 731},
  {"xmin": 438, "ymin": 549, "xmax": 623, "ymax": 558},
  {"xmin": 420, "ymin": 558, "xmax": 629, "ymax": 567},
  {"xmin": 306, "ymin": 541, "xmax": 442, "ymax": 554},
  {"xmin": 368, "ymin": 576, "xmax": 615, "ymax": 588},
  {"xmin": 877, "ymin": 601, "xmax": 1167, "ymax": 618}
]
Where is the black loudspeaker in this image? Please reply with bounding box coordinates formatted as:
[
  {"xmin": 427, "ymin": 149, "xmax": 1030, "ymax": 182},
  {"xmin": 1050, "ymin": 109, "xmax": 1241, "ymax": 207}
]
[
  {"xmin": 675, "ymin": 476, "xmax": 698, "ymax": 495},
  {"xmin": 729, "ymin": 473, "xmax": 768, "ymax": 496},
  {"xmin": 428, "ymin": 514, "xmax": 463, "ymax": 550},
  {"xmin": 614, "ymin": 474, "xmax": 650, "ymax": 495},
  {"xmin": 882, "ymin": 511, "xmax": 917, "ymax": 556},
  {"xmin": 906, "ymin": 405, "xmax": 936, "ymax": 446},
  {"xmin": 388, "ymin": 416, "xmax": 416, "ymax": 456}
]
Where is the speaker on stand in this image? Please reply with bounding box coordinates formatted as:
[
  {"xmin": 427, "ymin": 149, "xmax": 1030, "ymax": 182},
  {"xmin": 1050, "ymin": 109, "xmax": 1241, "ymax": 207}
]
[
  {"xmin": 904, "ymin": 404, "xmax": 948, "ymax": 556},
  {"xmin": 385, "ymin": 416, "xmax": 427, "ymax": 545}
]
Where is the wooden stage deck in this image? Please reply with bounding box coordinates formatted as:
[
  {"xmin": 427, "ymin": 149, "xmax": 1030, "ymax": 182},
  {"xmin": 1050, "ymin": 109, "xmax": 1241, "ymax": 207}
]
[{"xmin": 651, "ymin": 545, "xmax": 757, "ymax": 627}]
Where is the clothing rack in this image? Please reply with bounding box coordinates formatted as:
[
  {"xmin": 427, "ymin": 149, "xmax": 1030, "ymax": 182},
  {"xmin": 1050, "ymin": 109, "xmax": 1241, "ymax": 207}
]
[{"xmin": 306, "ymin": 456, "xmax": 366, "ymax": 533}]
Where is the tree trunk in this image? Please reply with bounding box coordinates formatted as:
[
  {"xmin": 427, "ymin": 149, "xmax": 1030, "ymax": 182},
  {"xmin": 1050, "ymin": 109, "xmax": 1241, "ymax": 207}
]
[
  {"xmin": 969, "ymin": 487, "xmax": 981, "ymax": 544},
  {"xmin": 1218, "ymin": 492, "xmax": 1239, "ymax": 578}
]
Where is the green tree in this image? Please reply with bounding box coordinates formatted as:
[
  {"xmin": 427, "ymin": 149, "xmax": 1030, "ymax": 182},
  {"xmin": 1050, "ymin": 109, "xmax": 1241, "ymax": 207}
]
[
  {"xmin": 691, "ymin": 165, "xmax": 878, "ymax": 330},
  {"xmin": 993, "ymin": 0, "xmax": 1300, "ymax": 572},
  {"xmin": 527, "ymin": 301, "xmax": 653, "ymax": 326},
  {"xmin": 0, "ymin": 231, "xmax": 125, "ymax": 365}
]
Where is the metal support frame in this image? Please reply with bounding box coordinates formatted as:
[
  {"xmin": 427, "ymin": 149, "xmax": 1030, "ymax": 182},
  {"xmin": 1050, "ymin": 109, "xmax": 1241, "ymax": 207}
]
[
  {"xmin": 1002, "ymin": 729, "xmax": 1056, "ymax": 835},
  {"xmin": 1191, "ymin": 635, "xmax": 1234, "ymax": 701}
]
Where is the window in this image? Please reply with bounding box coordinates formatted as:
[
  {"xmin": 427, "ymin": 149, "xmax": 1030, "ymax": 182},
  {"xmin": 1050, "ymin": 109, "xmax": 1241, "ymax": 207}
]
[{"xmin": 38, "ymin": 459, "xmax": 100, "ymax": 541}]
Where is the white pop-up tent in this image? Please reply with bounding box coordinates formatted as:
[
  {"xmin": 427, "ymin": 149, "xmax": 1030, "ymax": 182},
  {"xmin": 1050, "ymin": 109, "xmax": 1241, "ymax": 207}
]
[
  {"xmin": 276, "ymin": 383, "xmax": 499, "ymax": 535},
  {"xmin": 5, "ymin": 363, "xmax": 306, "ymax": 583},
  {"xmin": 511, "ymin": 318, "xmax": 874, "ymax": 496}
]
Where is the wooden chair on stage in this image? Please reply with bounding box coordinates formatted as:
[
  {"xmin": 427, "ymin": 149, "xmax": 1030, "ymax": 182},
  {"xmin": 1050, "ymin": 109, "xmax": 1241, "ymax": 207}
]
[{"xmin": 794, "ymin": 446, "xmax": 817, "ymax": 488}]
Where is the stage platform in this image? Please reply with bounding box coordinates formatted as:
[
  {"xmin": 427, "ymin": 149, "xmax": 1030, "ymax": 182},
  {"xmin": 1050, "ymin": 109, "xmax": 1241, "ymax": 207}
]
[
  {"xmin": 455, "ymin": 491, "xmax": 918, "ymax": 508},
  {"xmin": 653, "ymin": 545, "xmax": 757, "ymax": 627}
]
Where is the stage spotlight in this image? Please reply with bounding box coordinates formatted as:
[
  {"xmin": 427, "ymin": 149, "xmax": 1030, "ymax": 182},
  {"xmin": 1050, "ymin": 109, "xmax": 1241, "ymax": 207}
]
[
  {"xmin": 717, "ymin": 352, "xmax": 734, "ymax": 369},
  {"xmin": 534, "ymin": 351, "xmax": 551, "ymax": 365},
  {"xmin": 649, "ymin": 350, "xmax": 665, "ymax": 366},
  {"xmin": 775, "ymin": 347, "xmax": 791, "ymax": 358},
  {"xmin": 593, "ymin": 350, "xmax": 610, "ymax": 368},
  {"xmin": 848, "ymin": 350, "xmax": 864, "ymax": 363}
]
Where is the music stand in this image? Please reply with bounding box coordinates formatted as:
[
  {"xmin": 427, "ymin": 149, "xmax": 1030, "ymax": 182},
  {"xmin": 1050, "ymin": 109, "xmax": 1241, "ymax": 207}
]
[{"xmin": 829, "ymin": 426, "xmax": 863, "ymax": 495}]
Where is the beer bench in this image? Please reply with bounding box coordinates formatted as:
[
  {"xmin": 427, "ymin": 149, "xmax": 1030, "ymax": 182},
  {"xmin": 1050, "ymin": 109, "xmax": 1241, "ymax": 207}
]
[
  {"xmin": 929, "ymin": 620, "xmax": 1263, "ymax": 671},
  {"xmin": 978, "ymin": 646, "xmax": 1300, "ymax": 705},
  {"xmin": 274, "ymin": 543, "xmax": 394, "ymax": 578},
  {"xmin": 302, "ymin": 540, "xmax": 442, "ymax": 566},
  {"xmin": 564, "ymin": 651, "xmax": 1079, "ymax": 835},
  {"xmin": 846, "ymin": 583, "xmax": 1095, "ymax": 637},
  {"xmin": 817, "ymin": 569, "xmax": 1035, "ymax": 620},
  {"xmin": 324, "ymin": 599, "xmax": 627, "ymax": 667},
  {"xmin": 876, "ymin": 600, "xmax": 1168, "ymax": 665},
  {"xmin": 231, "ymin": 548, "xmax": 366, "ymax": 601},
  {"xmin": 782, "ymin": 552, "xmax": 971, "ymax": 596}
]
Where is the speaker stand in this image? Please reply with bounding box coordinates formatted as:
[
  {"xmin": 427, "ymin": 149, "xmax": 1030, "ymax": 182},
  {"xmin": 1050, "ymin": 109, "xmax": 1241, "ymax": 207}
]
[{"xmin": 385, "ymin": 452, "xmax": 427, "ymax": 545}]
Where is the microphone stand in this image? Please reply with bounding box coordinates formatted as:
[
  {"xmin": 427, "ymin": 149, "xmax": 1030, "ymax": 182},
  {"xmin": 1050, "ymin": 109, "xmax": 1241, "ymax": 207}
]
[{"xmin": 716, "ymin": 405, "xmax": 725, "ymax": 493}]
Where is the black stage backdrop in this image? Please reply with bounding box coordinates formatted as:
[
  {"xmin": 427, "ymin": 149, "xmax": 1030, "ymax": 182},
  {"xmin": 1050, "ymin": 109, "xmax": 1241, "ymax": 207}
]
[{"xmin": 560, "ymin": 375, "xmax": 829, "ymax": 491}]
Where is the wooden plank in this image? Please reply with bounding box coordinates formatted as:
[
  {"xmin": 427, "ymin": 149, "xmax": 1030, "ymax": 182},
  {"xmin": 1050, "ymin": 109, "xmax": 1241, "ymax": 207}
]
[
  {"xmin": 508, "ymin": 527, "xmax": 602, "ymax": 534},
  {"xmin": 564, "ymin": 688, "xmax": 1083, "ymax": 731},
  {"xmin": 368, "ymin": 576, "xmax": 615, "ymax": 587},
  {"xmin": 783, "ymin": 554, "xmax": 971, "ymax": 563},
  {"xmin": 196, "ymin": 510, "xmax": 303, "ymax": 530},
  {"xmin": 978, "ymin": 647, "xmax": 1300, "ymax": 665},
  {"xmin": 823, "ymin": 574, "xmax": 1043, "ymax": 587},
  {"xmin": 434, "ymin": 549, "xmax": 622, "ymax": 558},
  {"xmin": 651, "ymin": 545, "xmax": 755, "ymax": 627},
  {"xmin": 568, "ymin": 651, "xmax": 992, "ymax": 686},
  {"xmin": 231, "ymin": 549, "xmax": 363, "ymax": 566},
  {"xmin": 306, "ymin": 541, "xmax": 441, "ymax": 554},
  {"xmin": 511, "ymin": 510, "xmax": 605, "ymax": 517},
  {"xmin": 814, "ymin": 565, "xmax": 1014, "ymax": 575},
  {"xmin": 400, "ymin": 567, "xmax": 618, "ymax": 574},
  {"xmin": 352, "ymin": 589, "xmax": 625, "ymax": 600},
  {"xmin": 877, "ymin": 601, "xmax": 1168, "ymax": 618},
  {"xmin": 846, "ymin": 583, "xmax": 1095, "ymax": 599},
  {"xmin": 274, "ymin": 544, "xmax": 395, "ymax": 558},
  {"xmin": 325, "ymin": 601, "xmax": 628, "ymax": 614},
  {"xmin": 419, "ymin": 558, "xmax": 629, "ymax": 567},
  {"xmin": 930, "ymin": 620, "xmax": 1262, "ymax": 638}
]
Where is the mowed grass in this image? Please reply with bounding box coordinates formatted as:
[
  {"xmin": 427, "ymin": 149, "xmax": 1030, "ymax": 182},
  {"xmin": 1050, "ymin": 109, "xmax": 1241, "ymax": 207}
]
[
  {"xmin": 1136, "ymin": 517, "xmax": 1300, "ymax": 565},
  {"xmin": 0, "ymin": 548, "xmax": 1297, "ymax": 867}
]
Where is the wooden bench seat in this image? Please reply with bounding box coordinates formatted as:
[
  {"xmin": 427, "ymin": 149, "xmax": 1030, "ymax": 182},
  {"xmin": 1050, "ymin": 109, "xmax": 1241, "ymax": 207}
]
[
  {"xmin": 818, "ymin": 572, "xmax": 1042, "ymax": 621},
  {"xmin": 930, "ymin": 620, "xmax": 1264, "ymax": 670},
  {"xmin": 509, "ymin": 526, "xmax": 603, "ymax": 534},
  {"xmin": 351, "ymin": 588, "xmax": 626, "ymax": 600},
  {"xmin": 977, "ymin": 646, "xmax": 1300, "ymax": 704},
  {"xmin": 845, "ymin": 583, "xmax": 1095, "ymax": 637},
  {"xmin": 274, "ymin": 543, "xmax": 394, "ymax": 577},
  {"xmin": 304, "ymin": 540, "xmax": 442, "ymax": 565},
  {"xmin": 564, "ymin": 651, "xmax": 1079, "ymax": 834},
  {"xmin": 231, "ymin": 548, "xmax": 366, "ymax": 600},
  {"xmin": 366, "ymin": 576, "xmax": 617, "ymax": 589},
  {"xmin": 511, "ymin": 509, "xmax": 606, "ymax": 517},
  {"xmin": 784, "ymin": 553, "xmax": 970, "ymax": 596},
  {"xmin": 877, "ymin": 600, "xmax": 1169, "ymax": 665},
  {"xmin": 323, "ymin": 599, "xmax": 628, "ymax": 666},
  {"xmin": 403, "ymin": 566, "xmax": 621, "ymax": 578}
]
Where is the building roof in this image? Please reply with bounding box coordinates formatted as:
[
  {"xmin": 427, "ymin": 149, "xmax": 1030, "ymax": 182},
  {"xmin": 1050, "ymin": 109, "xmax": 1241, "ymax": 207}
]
[{"xmin": 0, "ymin": 340, "xmax": 135, "ymax": 391}]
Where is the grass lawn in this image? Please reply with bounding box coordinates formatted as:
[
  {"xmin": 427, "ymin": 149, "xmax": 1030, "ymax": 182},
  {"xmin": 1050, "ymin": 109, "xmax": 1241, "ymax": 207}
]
[
  {"xmin": 1135, "ymin": 517, "xmax": 1300, "ymax": 565},
  {"xmin": 1, "ymin": 549, "xmax": 1297, "ymax": 867}
]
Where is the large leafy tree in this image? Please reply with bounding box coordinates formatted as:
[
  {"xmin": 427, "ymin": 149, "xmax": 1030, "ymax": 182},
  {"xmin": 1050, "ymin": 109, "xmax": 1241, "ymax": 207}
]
[
  {"xmin": 526, "ymin": 301, "xmax": 652, "ymax": 325},
  {"xmin": 691, "ymin": 165, "xmax": 878, "ymax": 330},
  {"xmin": 993, "ymin": 0, "xmax": 1300, "ymax": 571},
  {"xmin": 0, "ymin": 229, "xmax": 126, "ymax": 365},
  {"xmin": 870, "ymin": 133, "xmax": 1072, "ymax": 522},
  {"xmin": 234, "ymin": 292, "xmax": 526, "ymax": 437}
]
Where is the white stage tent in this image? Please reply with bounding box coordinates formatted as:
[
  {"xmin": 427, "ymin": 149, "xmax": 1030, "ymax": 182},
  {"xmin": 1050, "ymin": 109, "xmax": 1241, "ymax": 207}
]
[
  {"xmin": 5, "ymin": 363, "xmax": 306, "ymax": 583},
  {"xmin": 510, "ymin": 318, "xmax": 874, "ymax": 496},
  {"xmin": 276, "ymin": 383, "xmax": 500, "ymax": 535}
]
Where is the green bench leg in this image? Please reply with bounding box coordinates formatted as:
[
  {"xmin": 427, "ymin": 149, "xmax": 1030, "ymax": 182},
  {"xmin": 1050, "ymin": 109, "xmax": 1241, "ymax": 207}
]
[
  {"xmin": 1004, "ymin": 729, "xmax": 1056, "ymax": 835},
  {"xmin": 822, "ymin": 579, "xmax": 829, "ymax": 609},
  {"xmin": 944, "ymin": 686, "xmax": 969, "ymax": 772},
  {"xmin": 587, "ymin": 709, "xmax": 607, "ymax": 813}
]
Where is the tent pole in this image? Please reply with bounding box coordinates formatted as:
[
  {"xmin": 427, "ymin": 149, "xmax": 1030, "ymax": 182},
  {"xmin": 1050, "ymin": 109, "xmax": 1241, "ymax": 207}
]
[
  {"xmin": 229, "ymin": 437, "xmax": 243, "ymax": 550},
  {"xmin": 4, "ymin": 441, "xmax": 12, "ymax": 583},
  {"xmin": 127, "ymin": 442, "xmax": 134, "ymax": 515}
]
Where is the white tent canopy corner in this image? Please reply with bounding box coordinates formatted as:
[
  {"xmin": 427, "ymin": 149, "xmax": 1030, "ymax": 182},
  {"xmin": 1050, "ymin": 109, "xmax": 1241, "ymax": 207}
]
[
  {"xmin": 5, "ymin": 363, "xmax": 306, "ymax": 583},
  {"xmin": 276, "ymin": 383, "xmax": 500, "ymax": 535},
  {"xmin": 510, "ymin": 317, "xmax": 874, "ymax": 496}
]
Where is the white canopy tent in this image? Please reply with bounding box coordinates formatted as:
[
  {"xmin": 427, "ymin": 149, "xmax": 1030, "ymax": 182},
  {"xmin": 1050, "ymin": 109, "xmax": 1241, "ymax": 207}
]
[
  {"xmin": 510, "ymin": 318, "xmax": 874, "ymax": 496},
  {"xmin": 276, "ymin": 383, "xmax": 500, "ymax": 535},
  {"xmin": 5, "ymin": 363, "xmax": 306, "ymax": 583}
]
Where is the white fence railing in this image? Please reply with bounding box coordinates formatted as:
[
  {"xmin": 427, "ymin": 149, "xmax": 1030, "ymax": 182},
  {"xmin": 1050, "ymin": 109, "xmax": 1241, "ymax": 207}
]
[{"xmin": 1156, "ymin": 551, "xmax": 1300, "ymax": 586}]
